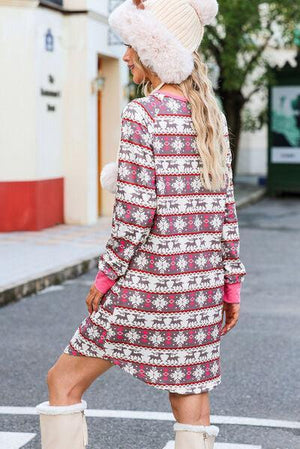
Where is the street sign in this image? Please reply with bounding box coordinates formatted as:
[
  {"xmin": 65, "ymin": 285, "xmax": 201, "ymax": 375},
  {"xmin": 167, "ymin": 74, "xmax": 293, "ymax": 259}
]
[
  {"xmin": 270, "ymin": 86, "xmax": 300, "ymax": 164},
  {"xmin": 267, "ymin": 51, "xmax": 300, "ymax": 194}
]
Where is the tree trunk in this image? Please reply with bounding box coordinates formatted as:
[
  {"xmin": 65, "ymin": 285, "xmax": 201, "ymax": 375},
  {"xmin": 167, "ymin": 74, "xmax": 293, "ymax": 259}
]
[{"xmin": 218, "ymin": 88, "xmax": 246, "ymax": 179}]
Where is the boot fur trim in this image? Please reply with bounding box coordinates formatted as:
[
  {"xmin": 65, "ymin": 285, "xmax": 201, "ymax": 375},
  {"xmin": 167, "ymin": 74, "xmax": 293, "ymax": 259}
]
[
  {"xmin": 36, "ymin": 399, "xmax": 87, "ymax": 415},
  {"xmin": 173, "ymin": 422, "xmax": 219, "ymax": 437}
]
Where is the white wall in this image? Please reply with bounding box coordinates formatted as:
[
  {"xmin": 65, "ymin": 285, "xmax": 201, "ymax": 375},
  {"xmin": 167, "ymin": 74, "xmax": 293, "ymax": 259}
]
[
  {"xmin": 238, "ymin": 88, "xmax": 268, "ymax": 177},
  {"xmin": 64, "ymin": 0, "xmax": 110, "ymax": 16},
  {"xmin": 35, "ymin": 8, "xmax": 64, "ymax": 179},
  {"xmin": 0, "ymin": 2, "xmax": 129, "ymax": 226},
  {"xmin": 63, "ymin": 9, "xmax": 128, "ymax": 224},
  {"xmin": 87, "ymin": 0, "xmax": 110, "ymax": 16},
  {"xmin": 62, "ymin": 14, "xmax": 89, "ymax": 224},
  {"xmin": 0, "ymin": 7, "xmax": 37, "ymax": 180},
  {"xmin": 0, "ymin": 6, "xmax": 65, "ymax": 181},
  {"xmin": 238, "ymin": 127, "xmax": 268, "ymax": 176}
]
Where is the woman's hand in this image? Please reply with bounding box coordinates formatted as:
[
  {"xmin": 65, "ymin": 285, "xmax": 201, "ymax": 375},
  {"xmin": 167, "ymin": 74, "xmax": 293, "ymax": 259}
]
[
  {"xmin": 86, "ymin": 285, "xmax": 104, "ymax": 314},
  {"xmin": 220, "ymin": 302, "xmax": 240, "ymax": 336}
]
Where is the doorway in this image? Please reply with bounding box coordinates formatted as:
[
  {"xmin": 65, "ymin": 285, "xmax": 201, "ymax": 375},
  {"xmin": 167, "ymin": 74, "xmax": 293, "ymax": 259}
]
[{"xmin": 97, "ymin": 55, "xmax": 122, "ymax": 217}]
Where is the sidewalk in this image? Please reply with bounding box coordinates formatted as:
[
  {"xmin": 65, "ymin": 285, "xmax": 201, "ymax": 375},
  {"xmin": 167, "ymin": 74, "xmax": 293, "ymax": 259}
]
[{"xmin": 0, "ymin": 183, "xmax": 266, "ymax": 306}]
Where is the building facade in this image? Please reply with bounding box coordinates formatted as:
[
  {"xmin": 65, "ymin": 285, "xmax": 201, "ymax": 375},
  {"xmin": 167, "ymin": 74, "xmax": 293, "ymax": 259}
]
[
  {"xmin": 0, "ymin": 0, "xmax": 128, "ymax": 231},
  {"xmin": 1, "ymin": 0, "xmax": 296, "ymax": 231}
]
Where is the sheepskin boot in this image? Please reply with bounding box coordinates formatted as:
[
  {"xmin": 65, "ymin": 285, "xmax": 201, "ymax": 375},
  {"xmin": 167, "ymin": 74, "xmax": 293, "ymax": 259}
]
[
  {"xmin": 36, "ymin": 399, "xmax": 88, "ymax": 449},
  {"xmin": 173, "ymin": 422, "xmax": 219, "ymax": 449}
]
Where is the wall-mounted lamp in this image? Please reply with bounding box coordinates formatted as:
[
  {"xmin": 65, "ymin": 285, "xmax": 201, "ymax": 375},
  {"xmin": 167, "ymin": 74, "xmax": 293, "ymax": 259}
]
[{"xmin": 91, "ymin": 72, "xmax": 106, "ymax": 94}]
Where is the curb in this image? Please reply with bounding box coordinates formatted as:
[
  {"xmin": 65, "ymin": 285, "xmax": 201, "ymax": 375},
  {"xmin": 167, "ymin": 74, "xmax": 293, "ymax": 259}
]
[
  {"xmin": 0, "ymin": 187, "xmax": 266, "ymax": 307},
  {"xmin": 0, "ymin": 256, "xmax": 98, "ymax": 307},
  {"xmin": 236, "ymin": 187, "xmax": 266, "ymax": 209}
]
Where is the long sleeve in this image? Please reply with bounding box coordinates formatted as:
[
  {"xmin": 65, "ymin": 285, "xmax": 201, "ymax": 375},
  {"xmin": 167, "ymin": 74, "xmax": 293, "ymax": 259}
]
[
  {"xmin": 221, "ymin": 115, "xmax": 247, "ymax": 287},
  {"xmin": 223, "ymin": 282, "xmax": 241, "ymax": 303},
  {"xmin": 94, "ymin": 270, "xmax": 116, "ymax": 294},
  {"xmin": 97, "ymin": 100, "xmax": 157, "ymax": 282}
]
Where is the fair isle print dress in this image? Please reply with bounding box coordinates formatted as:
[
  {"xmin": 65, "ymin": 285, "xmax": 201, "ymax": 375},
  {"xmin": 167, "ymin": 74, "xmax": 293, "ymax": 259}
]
[{"xmin": 64, "ymin": 91, "xmax": 247, "ymax": 395}]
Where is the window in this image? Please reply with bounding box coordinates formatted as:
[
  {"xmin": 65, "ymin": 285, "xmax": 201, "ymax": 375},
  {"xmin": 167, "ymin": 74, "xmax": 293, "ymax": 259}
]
[{"xmin": 46, "ymin": 0, "xmax": 63, "ymax": 5}]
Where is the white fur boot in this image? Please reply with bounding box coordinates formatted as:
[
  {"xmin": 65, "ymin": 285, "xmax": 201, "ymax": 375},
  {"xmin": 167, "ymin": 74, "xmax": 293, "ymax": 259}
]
[
  {"xmin": 173, "ymin": 422, "xmax": 219, "ymax": 449},
  {"xmin": 36, "ymin": 400, "xmax": 88, "ymax": 449}
]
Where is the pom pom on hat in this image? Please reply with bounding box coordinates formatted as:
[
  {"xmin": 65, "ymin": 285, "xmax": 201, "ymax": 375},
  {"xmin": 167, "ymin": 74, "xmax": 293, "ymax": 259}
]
[{"xmin": 189, "ymin": 0, "xmax": 219, "ymax": 26}]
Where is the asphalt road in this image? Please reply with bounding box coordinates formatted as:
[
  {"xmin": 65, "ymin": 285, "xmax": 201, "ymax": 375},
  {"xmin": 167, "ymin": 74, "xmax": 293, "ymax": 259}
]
[{"xmin": 0, "ymin": 195, "xmax": 299, "ymax": 449}]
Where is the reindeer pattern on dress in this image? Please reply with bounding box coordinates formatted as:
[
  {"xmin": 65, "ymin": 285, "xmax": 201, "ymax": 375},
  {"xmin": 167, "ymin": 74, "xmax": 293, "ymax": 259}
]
[{"xmin": 64, "ymin": 91, "xmax": 246, "ymax": 394}]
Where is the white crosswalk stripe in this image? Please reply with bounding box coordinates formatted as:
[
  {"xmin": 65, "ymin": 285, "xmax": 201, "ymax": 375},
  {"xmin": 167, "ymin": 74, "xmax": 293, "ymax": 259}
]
[
  {"xmin": 163, "ymin": 442, "xmax": 261, "ymax": 449},
  {"xmin": 0, "ymin": 407, "xmax": 299, "ymax": 430},
  {"xmin": 0, "ymin": 430, "xmax": 263, "ymax": 449},
  {"xmin": 0, "ymin": 432, "xmax": 262, "ymax": 449},
  {"xmin": 0, "ymin": 432, "xmax": 36, "ymax": 449}
]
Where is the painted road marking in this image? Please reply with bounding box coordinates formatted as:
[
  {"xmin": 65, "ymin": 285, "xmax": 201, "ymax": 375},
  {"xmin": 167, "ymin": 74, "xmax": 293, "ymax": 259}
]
[
  {"xmin": 0, "ymin": 432, "xmax": 262, "ymax": 449},
  {"xmin": 0, "ymin": 407, "xmax": 299, "ymax": 430},
  {"xmin": 0, "ymin": 432, "xmax": 36, "ymax": 449},
  {"xmin": 163, "ymin": 443, "xmax": 261, "ymax": 449}
]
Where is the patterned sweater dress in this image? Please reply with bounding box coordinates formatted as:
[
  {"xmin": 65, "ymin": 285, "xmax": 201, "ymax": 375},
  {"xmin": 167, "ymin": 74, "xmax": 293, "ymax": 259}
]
[{"xmin": 64, "ymin": 91, "xmax": 247, "ymax": 395}]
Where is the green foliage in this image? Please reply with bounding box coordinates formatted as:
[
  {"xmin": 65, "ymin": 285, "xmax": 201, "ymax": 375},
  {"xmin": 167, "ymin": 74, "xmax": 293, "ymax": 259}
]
[
  {"xmin": 201, "ymin": 0, "xmax": 300, "ymax": 98},
  {"xmin": 198, "ymin": 0, "xmax": 300, "ymax": 166},
  {"xmin": 242, "ymin": 106, "xmax": 268, "ymax": 132}
]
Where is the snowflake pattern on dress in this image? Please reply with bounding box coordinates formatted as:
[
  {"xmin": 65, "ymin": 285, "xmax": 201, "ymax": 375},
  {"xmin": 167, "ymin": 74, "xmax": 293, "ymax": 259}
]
[{"xmin": 64, "ymin": 92, "xmax": 247, "ymax": 395}]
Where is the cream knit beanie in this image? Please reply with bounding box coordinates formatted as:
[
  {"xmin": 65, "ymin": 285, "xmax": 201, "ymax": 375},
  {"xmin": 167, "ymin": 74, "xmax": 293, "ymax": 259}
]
[{"xmin": 108, "ymin": 0, "xmax": 219, "ymax": 83}]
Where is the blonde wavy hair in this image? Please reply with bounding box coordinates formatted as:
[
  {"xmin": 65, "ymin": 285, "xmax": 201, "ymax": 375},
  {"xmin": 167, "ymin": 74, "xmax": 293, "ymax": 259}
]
[{"xmin": 133, "ymin": 50, "xmax": 229, "ymax": 192}]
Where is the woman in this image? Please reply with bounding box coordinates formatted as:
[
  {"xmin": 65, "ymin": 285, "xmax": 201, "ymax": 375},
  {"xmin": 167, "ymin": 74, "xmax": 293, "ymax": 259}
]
[{"xmin": 36, "ymin": 0, "xmax": 247, "ymax": 448}]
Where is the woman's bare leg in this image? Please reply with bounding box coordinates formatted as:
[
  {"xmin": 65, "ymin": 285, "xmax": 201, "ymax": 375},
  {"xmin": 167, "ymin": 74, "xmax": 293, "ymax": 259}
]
[
  {"xmin": 169, "ymin": 391, "xmax": 210, "ymax": 425},
  {"xmin": 47, "ymin": 353, "xmax": 113, "ymax": 406}
]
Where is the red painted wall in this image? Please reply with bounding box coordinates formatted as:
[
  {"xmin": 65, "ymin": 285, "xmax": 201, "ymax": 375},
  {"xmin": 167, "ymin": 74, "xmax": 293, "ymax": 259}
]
[{"xmin": 0, "ymin": 178, "xmax": 64, "ymax": 231}]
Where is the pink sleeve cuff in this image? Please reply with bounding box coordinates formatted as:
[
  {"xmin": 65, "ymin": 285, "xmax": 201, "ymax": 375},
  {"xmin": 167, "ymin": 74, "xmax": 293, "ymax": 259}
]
[
  {"xmin": 94, "ymin": 270, "xmax": 116, "ymax": 294},
  {"xmin": 223, "ymin": 282, "xmax": 241, "ymax": 303}
]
